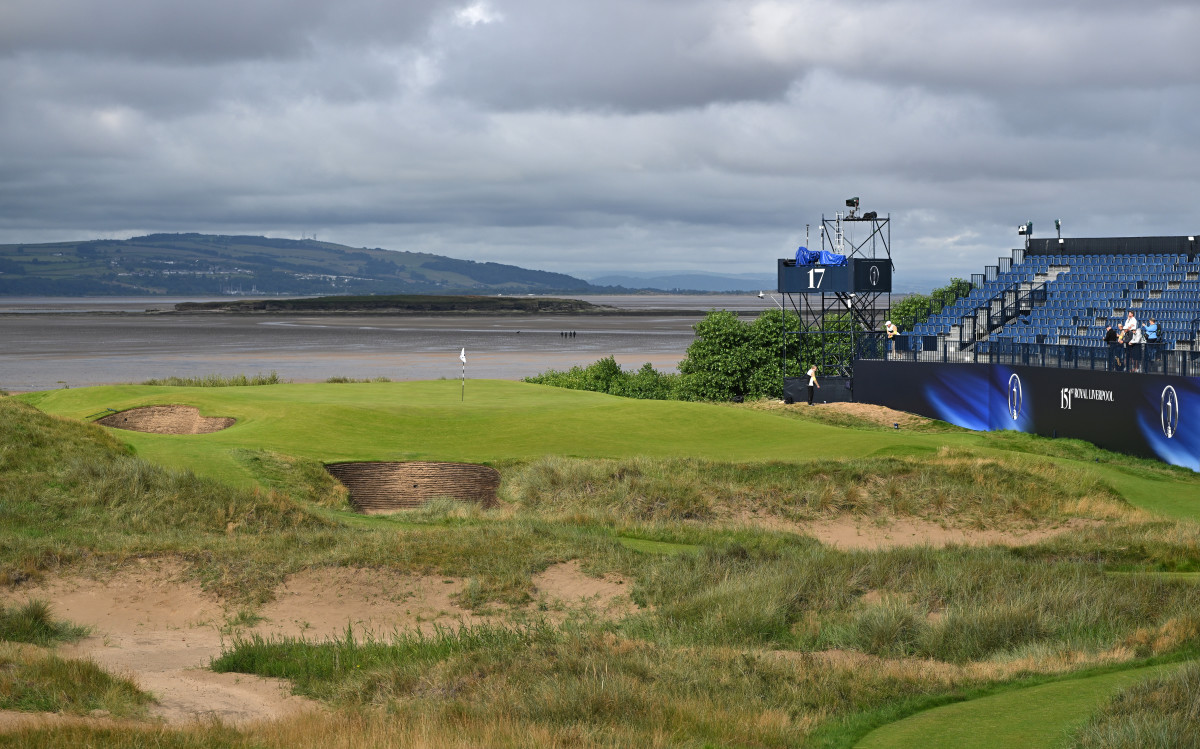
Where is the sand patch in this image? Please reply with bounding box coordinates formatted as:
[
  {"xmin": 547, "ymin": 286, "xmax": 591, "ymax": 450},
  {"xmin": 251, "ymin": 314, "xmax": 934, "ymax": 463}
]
[
  {"xmin": 96, "ymin": 405, "xmax": 235, "ymax": 435},
  {"xmin": 248, "ymin": 567, "xmax": 489, "ymax": 640},
  {"xmin": 531, "ymin": 560, "xmax": 635, "ymax": 619},
  {"xmin": 736, "ymin": 513, "xmax": 1098, "ymax": 549},
  {"xmin": 0, "ymin": 560, "xmax": 316, "ymax": 727}
]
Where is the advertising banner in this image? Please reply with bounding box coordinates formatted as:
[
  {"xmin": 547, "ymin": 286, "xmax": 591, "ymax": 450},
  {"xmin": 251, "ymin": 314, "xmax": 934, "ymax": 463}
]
[{"xmin": 856, "ymin": 360, "xmax": 1199, "ymax": 470}]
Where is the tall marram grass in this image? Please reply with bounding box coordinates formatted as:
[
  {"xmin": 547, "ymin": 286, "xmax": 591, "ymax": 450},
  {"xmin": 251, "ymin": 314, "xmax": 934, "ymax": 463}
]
[
  {"xmin": 0, "ymin": 600, "xmax": 88, "ymax": 645},
  {"xmin": 0, "ymin": 642, "xmax": 149, "ymax": 717},
  {"xmin": 140, "ymin": 371, "xmax": 284, "ymax": 386}
]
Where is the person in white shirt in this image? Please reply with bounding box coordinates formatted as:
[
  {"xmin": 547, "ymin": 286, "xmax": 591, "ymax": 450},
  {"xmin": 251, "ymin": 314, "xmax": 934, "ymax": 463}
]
[
  {"xmin": 1122, "ymin": 310, "xmax": 1138, "ymax": 336},
  {"xmin": 806, "ymin": 365, "xmax": 820, "ymax": 405}
]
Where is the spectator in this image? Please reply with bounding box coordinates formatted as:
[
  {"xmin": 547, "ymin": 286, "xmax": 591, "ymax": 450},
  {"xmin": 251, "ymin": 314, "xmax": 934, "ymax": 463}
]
[
  {"xmin": 1123, "ymin": 310, "xmax": 1138, "ymax": 337},
  {"xmin": 884, "ymin": 320, "xmax": 899, "ymax": 354},
  {"xmin": 1145, "ymin": 317, "xmax": 1160, "ymax": 368},
  {"xmin": 1127, "ymin": 325, "xmax": 1144, "ymax": 373},
  {"xmin": 1104, "ymin": 325, "xmax": 1122, "ymax": 371},
  {"xmin": 806, "ymin": 364, "xmax": 820, "ymax": 405}
]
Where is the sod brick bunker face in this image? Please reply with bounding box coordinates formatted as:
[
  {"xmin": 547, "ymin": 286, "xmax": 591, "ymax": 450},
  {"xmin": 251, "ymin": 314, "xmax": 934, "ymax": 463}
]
[
  {"xmin": 324, "ymin": 461, "xmax": 501, "ymax": 513},
  {"xmin": 96, "ymin": 405, "xmax": 236, "ymax": 435}
]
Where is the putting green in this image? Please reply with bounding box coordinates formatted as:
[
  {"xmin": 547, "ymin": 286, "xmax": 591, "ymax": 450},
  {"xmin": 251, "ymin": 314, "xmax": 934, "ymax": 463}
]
[
  {"xmin": 855, "ymin": 662, "xmax": 1182, "ymax": 749},
  {"xmin": 16, "ymin": 381, "xmax": 978, "ymax": 486}
]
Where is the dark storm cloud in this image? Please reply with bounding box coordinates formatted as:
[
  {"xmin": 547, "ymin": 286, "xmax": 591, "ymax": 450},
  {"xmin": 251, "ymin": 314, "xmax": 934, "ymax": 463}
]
[{"xmin": 0, "ymin": 0, "xmax": 1197, "ymax": 291}]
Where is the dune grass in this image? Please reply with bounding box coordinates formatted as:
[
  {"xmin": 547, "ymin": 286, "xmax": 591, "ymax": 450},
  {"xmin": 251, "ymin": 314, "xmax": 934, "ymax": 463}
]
[
  {"xmin": 0, "ymin": 600, "xmax": 147, "ymax": 721},
  {"xmin": 0, "ymin": 600, "xmax": 88, "ymax": 645},
  {"xmin": 140, "ymin": 371, "xmax": 285, "ymax": 387},
  {"xmin": 6, "ymin": 384, "xmax": 1200, "ymax": 746},
  {"xmin": 0, "ymin": 643, "xmax": 151, "ymax": 718}
]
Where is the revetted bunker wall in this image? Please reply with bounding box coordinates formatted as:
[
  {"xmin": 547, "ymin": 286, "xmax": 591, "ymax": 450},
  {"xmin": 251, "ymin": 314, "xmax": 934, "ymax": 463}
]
[{"xmin": 324, "ymin": 461, "xmax": 501, "ymax": 513}]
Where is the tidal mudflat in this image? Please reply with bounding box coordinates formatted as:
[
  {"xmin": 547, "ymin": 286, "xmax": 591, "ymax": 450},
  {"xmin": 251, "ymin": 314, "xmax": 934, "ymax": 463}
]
[{"xmin": 0, "ymin": 294, "xmax": 765, "ymax": 390}]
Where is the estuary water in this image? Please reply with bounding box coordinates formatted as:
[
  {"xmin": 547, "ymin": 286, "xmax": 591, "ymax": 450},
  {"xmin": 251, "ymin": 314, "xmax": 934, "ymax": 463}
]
[{"xmin": 1, "ymin": 295, "xmax": 769, "ymax": 391}]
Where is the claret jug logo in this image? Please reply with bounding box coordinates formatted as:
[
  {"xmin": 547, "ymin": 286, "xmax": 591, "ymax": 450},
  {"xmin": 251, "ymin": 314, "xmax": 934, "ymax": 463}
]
[
  {"xmin": 1007, "ymin": 374, "xmax": 1022, "ymax": 420},
  {"xmin": 1059, "ymin": 386, "xmax": 1115, "ymax": 410},
  {"xmin": 1161, "ymin": 386, "xmax": 1179, "ymax": 439},
  {"xmin": 869, "ymin": 264, "xmax": 880, "ymax": 286}
]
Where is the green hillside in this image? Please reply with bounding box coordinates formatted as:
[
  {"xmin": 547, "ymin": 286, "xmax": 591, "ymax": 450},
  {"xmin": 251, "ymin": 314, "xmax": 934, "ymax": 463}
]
[{"xmin": 0, "ymin": 233, "xmax": 599, "ymax": 296}]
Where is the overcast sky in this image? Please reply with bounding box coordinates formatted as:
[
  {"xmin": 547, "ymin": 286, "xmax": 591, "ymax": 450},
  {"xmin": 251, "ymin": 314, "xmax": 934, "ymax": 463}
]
[{"xmin": 2, "ymin": 0, "xmax": 1197, "ymax": 291}]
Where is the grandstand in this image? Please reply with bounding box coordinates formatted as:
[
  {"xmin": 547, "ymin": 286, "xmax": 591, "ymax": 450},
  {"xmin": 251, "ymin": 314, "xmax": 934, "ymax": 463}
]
[
  {"xmin": 853, "ymin": 235, "xmax": 1200, "ymax": 469},
  {"xmin": 890, "ymin": 236, "xmax": 1200, "ymax": 370}
]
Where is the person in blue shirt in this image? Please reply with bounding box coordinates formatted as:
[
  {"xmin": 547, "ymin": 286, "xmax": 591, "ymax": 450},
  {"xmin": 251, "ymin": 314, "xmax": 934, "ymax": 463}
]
[{"xmin": 1144, "ymin": 317, "xmax": 1159, "ymax": 369}]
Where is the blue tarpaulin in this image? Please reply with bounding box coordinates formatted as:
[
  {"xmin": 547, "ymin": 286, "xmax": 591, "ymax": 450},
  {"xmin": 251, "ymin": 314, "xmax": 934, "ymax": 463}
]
[{"xmin": 794, "ymin": 246, "xmax": 847, "ymax": 266}]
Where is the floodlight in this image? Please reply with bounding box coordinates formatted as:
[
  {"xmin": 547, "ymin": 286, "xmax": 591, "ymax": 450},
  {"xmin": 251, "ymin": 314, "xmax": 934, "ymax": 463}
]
[
  {"xmin": 846, "ymin": 197, "xmax": 860, "ymax": 209},
  {"xmin": 1055, "ymin": 219, "xmax": 1061, "ymax": 231}
]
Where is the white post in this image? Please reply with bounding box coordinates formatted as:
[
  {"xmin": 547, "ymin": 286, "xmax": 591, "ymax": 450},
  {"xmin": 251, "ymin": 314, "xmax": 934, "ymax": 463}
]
[{"xmin": 459, "ymin": 348, "xmax": 466, "ymax": 401}]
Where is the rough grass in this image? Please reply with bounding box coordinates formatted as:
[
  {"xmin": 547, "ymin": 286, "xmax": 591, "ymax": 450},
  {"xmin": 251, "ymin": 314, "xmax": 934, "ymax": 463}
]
[
  {"xmin": 501, "ymin": 452, "xmax": 1134, "ymax": 526},
  {"xmin": 140, "ymin": 372, "xmax": 285, "ymax": 387},
  {"xmin": 0, "ymin": 643, "xmax": 150, "ymax": 717},
  {"xmin": 0, "ymin": 600, "xmax": 88, "ymax": 645}
]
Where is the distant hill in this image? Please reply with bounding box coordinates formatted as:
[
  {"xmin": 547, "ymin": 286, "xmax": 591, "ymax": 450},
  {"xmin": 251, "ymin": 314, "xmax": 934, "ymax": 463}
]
[
  {"xmin": 0, "ymin": 233, "xmax": 605, "ymax": 297},
  {"xmin": 585, "ymin": 270, "xmax": 774, "ymax": 293}
]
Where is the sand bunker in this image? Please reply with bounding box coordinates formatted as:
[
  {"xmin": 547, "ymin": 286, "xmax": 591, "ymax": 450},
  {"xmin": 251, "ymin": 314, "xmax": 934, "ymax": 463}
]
[
  {"xmin": 325, "ymin": 461, "xmax": 501, "ymax": 513},
  {"xmin": 96, "ymin": 405, "xmax": 235, "ymax": 435}
]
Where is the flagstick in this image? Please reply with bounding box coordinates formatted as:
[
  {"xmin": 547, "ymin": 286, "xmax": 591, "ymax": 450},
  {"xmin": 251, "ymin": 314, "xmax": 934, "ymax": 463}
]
[{"xmin": 461, "ymin": 359, "xmax": 465, "ymax": 401}]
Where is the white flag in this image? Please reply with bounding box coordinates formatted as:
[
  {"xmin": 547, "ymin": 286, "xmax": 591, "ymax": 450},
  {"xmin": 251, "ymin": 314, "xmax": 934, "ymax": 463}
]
[{"xmin": 459, "ymin": 348, "xmax": 466, "ymax": 364}]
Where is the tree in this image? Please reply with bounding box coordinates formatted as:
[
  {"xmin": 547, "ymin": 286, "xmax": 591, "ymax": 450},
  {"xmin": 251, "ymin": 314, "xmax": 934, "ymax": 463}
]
[{"xmin": 679, "ymin": 308, "xmax": 802, "ymax": 401}]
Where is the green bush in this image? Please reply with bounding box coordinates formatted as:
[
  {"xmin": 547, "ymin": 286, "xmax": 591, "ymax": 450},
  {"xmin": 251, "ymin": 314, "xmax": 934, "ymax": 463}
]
[{"xmin": 524, "ymin": 357, "xmax": 682, "ymax": 400}]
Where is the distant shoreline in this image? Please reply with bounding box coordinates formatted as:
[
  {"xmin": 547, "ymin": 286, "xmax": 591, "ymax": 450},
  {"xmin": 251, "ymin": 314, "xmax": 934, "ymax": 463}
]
[{"xmin": 169, "ymin": 294, "xmax": 734, "ymax": 316}]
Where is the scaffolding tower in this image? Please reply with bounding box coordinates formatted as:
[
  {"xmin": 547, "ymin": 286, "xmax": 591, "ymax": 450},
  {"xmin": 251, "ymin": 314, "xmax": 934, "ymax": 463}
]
[{"xmin": 779, "ymin": 202, "xmax": 893, "ymax": 402}]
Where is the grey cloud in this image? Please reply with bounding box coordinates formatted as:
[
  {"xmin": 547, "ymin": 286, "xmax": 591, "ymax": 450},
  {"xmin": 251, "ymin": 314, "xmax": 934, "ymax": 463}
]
[
  {"xmin": 0, "ymin": 0, "xmax": 446, "ymax": 62},
  {"xmin": 429, "ymin": 0, "xmax": 802, "ymax": 111}
]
